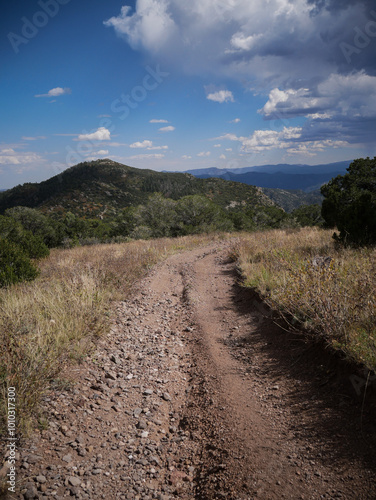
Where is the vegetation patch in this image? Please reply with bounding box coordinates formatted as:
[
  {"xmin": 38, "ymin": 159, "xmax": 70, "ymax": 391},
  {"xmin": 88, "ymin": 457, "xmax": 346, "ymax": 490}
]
[{"xmin": 232, "ymin": 228, "xmax": 376, "ymax": 372}]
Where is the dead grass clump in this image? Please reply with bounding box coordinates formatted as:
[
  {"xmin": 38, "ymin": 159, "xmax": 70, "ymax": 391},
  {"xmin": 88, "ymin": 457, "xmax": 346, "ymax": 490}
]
[{"xmin": 232, "ymin": 228, "xmax": 376, "ymax": 371}]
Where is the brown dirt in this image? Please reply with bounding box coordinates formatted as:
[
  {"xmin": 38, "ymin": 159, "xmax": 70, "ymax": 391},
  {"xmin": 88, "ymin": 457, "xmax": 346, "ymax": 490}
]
[{"xmin": 3, "ymin": 242, "xmax": 376, "ymax": 499}]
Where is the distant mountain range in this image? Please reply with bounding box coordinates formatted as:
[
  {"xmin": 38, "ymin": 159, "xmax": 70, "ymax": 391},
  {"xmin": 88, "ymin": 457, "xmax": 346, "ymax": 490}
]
[{"xmin": 183, "ymin": 160, "xmax": 351, "ymax": 193}]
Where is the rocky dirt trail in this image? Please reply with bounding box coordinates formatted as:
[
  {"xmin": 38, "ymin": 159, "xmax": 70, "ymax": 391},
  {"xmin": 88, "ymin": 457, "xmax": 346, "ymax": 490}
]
[{"xmin": 6, "ymin": 242, "xmax": 376, "ymax": 499}]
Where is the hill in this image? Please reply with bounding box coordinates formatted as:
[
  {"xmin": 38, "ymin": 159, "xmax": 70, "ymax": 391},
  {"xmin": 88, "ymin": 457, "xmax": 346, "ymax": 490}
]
[{"xmin": 0, "ymin": 159, "xmax": 274, "ymax": 218}]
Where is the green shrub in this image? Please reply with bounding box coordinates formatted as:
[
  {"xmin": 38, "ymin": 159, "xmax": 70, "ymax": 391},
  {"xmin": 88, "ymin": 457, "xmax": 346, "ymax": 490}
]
[
  {"xmin": 321, "ymin": 157, "xmax": 376, "ymax": 246},
  {"xmin": 0, "ymin": 239, "xmax": 39, "ymax": 287},
  {"xmin": 0, "ymin": 216, "xmax": 49, "ymax": 258}
]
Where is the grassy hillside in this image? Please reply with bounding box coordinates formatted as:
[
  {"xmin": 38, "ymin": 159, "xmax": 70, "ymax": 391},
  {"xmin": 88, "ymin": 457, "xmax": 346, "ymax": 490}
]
[
  {"xmin": 0, "ymin": 159, "xmax": 273, "ymax": 218},
  {"xmin": 261, "ymin": 188, "xmax": 323, "ymax": 212}
]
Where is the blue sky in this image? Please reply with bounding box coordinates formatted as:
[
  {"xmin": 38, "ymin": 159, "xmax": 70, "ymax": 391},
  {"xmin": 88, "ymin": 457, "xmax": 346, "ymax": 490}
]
[{"xmin": 1, "ymin": 0, "xmax": 376, "ymax": 188}]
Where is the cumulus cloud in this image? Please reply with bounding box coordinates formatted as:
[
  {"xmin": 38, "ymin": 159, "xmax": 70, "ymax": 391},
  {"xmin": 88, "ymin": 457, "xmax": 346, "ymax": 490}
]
[
  {"xmin": 230, "ymin": 118, "xmax": 241, "ymax": 123},
  {"xmin": 197, "ymin": 151, "xmax": 211, "ymax": 157},
  {"xmin": 218, "ymin": 126, "xmax": 350, "ymax": 156},
  {"xmin": 0, "ymin": 147, "xmax": 44, "ymax": 165},
  {"xmin": 259, "ymin": 71, "xmax": 376, "ymax": 145},
  {"xmin": 159, "ymin": 125, "xmax": 175, "ymax": 132},
  {"xmin": 86, "ymin": 150, "xmax": 109, "ymax": 156},
  {"xmin": 104, "ymin": 2, "xmax": 176, "ymax": 52},
  {"xmin": 35, "ymin": 87, "xmax": 71, "ymax": 98},
  {"xmin": 207, "ymin": 90, "xmax": 234, "ymax": 103},
  {"xmin": 182, "ymin": 155, "xmax": 192, "ymax": 159},
  {"xmin": 150, "ymin": 119, "xmax": 169, "ymax": 123},
  {"xmin": 130, "ymin": 140, "xmax": 154, "ymax": 148},
  {"xmin": 129, "ymin": 153, "xmax": 165, "ymax": 159},
  {"xmin": 130, "ymin": 140, "xmax": 169, "ymax": 150},
  {"xmin": 213, "ymin": 144, "xmax": 221, "ymax": 148},
  {"xmin": 77, "ymin": 127, "xmax": 111, "ymax": 142},
  {"xmin": 104, "ymin": 1, "xmax": 374, "ymax": 82},
  {"xmin": 218, "ymin": 127, "xmax": 302, "ymax": 152}
]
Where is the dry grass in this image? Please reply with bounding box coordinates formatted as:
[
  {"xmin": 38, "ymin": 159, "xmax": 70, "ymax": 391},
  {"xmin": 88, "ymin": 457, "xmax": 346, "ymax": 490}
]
[
  {"xmin": 0, "ymin": 233, "xmax": 227, "ymax": 435},
  {"xmin": 232, "ymin": 227, "xmax": 376, "ymax": 371}
]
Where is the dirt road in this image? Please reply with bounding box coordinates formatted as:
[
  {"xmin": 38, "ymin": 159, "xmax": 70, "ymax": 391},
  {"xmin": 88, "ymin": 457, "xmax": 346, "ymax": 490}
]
[{"xmin": 9, "ymin": 243, "xmax": 376, "ymax": 499}]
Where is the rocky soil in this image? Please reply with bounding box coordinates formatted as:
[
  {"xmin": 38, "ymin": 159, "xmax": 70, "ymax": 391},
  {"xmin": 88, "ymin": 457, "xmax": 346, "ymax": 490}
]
[{"xmin": 2, "ymin": 242, "xmax": 376, "ymax": 499}]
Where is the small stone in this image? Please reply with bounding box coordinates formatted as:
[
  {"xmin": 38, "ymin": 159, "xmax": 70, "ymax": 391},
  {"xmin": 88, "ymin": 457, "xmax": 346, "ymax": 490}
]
[
  {"xmin": 62, "ymin": 454, "xmax": 73, "ymax": 463},
  {"xmin": 25, "ymin": 454, "xmax": 43, "ymax": 464},
  {"xmin": 110, "ymin": 355, "xmax": 120, "ymax": 364},
  {"xmin": 144, "ymin": 389, "xmax": 153, "ymax": 396},
  {"xmin": 105, "ymin": 371, "xmax": 116, "ymax": 380},
  {"xmin": 36, "ymin": 475, "xmax": 47, "ymax": 483},
  {"xmin": 24, "ymin": 485, "xmax": 38, "ymax": 499},
  {"xmin": 137, "ymin": 420, "xmax": 147, "ymax": 430},
  {"xmin": 68, "ymin": 476, "xmax": 82, "ymax": 487},
  {"xmin": 149, "ymin": 456, "xmax": 160, "ymax": 466},
  {"xmin": 162, "ymin": 393, "xmax": 171, "ymax": 401}
]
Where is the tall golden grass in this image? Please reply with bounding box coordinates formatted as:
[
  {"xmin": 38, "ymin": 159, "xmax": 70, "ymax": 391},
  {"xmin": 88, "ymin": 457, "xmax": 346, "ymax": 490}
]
[
  {"xmin": 0, "ymin": 234, "xmax": 227, "ymax": 436},
  {"xmin": 232, "ymin": 227, "xmax": 376, "ymax": 371}
]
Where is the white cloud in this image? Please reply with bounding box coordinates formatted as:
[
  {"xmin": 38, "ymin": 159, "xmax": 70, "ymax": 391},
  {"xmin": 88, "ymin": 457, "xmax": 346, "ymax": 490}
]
[
  {"xmin": 77, "ymin": 127, "xmax": 111, "ymax": 142},
  {"xmin": 260, "ymin": 72, "xmax": 376, "ymax": 121},
  {"xmin": 130, "ymin": 140, "xmax": 168, "ymax": 150},
  {"xmin": 242, "ymin": 127, "xmax": 302, "ymax": 152},
  {"xmin": 182, "ymin": 155, "xmax": 192, "ymax": 159},
  {"xmin": 159, "ymin": 125, "xmax": 175, "ymax": 132},
  {"xmin": 207, "ymin": 90, "xmax": 234, "ymax": 103},
  {"xmin": 230, "ymin": 32, "xmax": 261, "ymax": 52},
  {"xmin": 104, "ymin": 0, "xmax": 333, "ymax": 83},
  {"xmin": 86, "ymin": 150, "xmax": 109, "ymax": 156},
  {"xmin": 35, "ymin": 87, "xmax": 71, "ymax": 98},
  {"xmin": 213, "ymin": 144, "xmax": 221, "ymax": 148},
  {"xmin": 130, "ymin": 140, "xmax": 154, "ymax": 148},
  {"xmin": 129, "ymin": 153, "xmax": 165, "ymax": 159},
  {"xmin": 218, "ymin": 126, "xmax": 303, "ymax": 153},
  {"xmin": 0, "ymin": 147, "xmax": 44, "ymax": 165},
  {"xmin": 197, "ymin": 151, "xmax": 211, "ymax": 157},
  {"xmin": 220, "ymin": 154, "xmax": 226, "ymax": 159},
  {"xmin": 307, "ymin": 113, "xmax": 332, "ymax": 120},
  {"xmin": 218, "ymin": 126, "xmax": 351, "ymax": 156},
  {"xmin": 230, "ymin": 118, "xmax": 241, "ymax": 123},
  {"xmin": 225, "ymin": 148, "xmax": 233, "ymax": 152},
  {"xmin": 150, "ymin": 119, "xmax": 169, "ymax": 123},
  {"xmin": 104, "ymin": 2, "xmax": 176, "ymax": 52}
]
